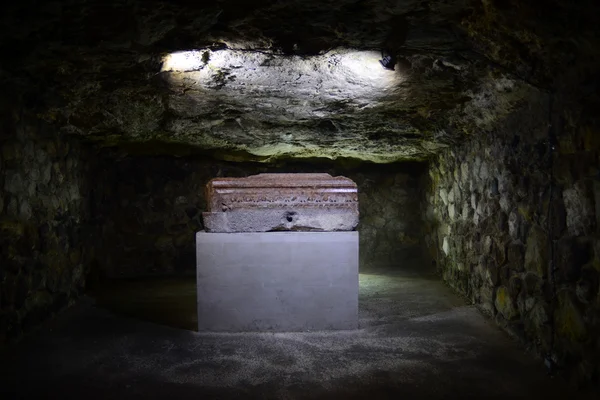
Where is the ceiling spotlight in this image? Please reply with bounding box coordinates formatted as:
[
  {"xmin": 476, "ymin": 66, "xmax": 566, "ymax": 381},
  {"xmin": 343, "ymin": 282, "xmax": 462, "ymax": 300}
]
[{"xmin": 379, "ymin": 52, "xmax": 396, "ymax": 71}]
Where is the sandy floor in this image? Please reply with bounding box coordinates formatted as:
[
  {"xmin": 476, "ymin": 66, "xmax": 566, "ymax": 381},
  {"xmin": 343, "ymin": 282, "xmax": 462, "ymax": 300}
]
[{"xmin": 0, "ymin": 268, "xmax": 589, "ymax": 399}]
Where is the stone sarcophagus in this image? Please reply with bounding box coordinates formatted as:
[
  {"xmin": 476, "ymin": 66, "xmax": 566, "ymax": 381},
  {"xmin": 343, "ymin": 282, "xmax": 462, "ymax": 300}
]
[{"xmin": 202, "ymin": 173, "xmax": 358, "ymax": 232}]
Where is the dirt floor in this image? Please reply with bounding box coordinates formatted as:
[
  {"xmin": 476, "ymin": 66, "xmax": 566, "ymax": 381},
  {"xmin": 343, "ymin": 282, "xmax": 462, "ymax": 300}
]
[{"xmin": 0, "ymin": 267, "xmax": 591, "ymax": 399}]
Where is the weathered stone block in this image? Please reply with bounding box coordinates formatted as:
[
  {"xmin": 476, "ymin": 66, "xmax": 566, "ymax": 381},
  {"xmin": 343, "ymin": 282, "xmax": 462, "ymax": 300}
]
[
  {"xmin": 461, "ymin": 203, "xmax": 471, "ymax": 221},
  {"xmin": 499, "ymin": 264, "xmax": 513, "ymax": 285},
  {"xmin": 448, "ymin": 203, "xmax": 456, "ymax": 221},
  {"xmin": 0, "ymin": 219, "xmax": 26, "ymax": 239},
  {"xmin": 474, "ymin": 202, "xmax": 484, "ymax": 226},
  {"xmin": 493, "ymin": 237, "xmax": 508, "ymax": 265},
  {"xmin": 479, "ymin": 285, "xmax": 495, "ymax": 315},
  {"xmin": 524, "ymin": 225, "xmax": 548, "ymax": 277},
  {"xmin": 496, "ymin": 211, "xmax": 508, "ymax": 232},
  {"xmin": 482, "ymin": 235, "xmax": 492, "ymax": 254},
  {"xmin": 499, "ymin": 194, "xmax": 510, "ymax": 212},
  {"xmin": 523, "ymin": 272, "xmax": 543, "ymax": 296},
  {"xmin": 204, "ymin": 208, "xmax": 359, "ymax": 233},
  {"xmin": 442, "ymin": 236, "xmax": 450, "ymax": 256},
  {"xmin": 448, "ymin": 184, "xmax": 457, "ymax": 204},
  {"xmin": 508, "ymin": 275, "xmax": 523, "ymax": 298},
  {"xmin": 203, "ymin": 173, "xmax": 358, "ymax": 232},
  {"xmin": 523, "ymin": 299, "xmax": 552, "ymax": 352},
  {"xmin": 495, "ymin": 286, "xmax": 519, "ymax": 320},
  {"xmin": 4, "ymin": 171, "xmax": 24, "ymax": 194},
  {"xmin": 507, "ymin": 241, "xmax": 525, "ymax": 266},
  {"xmin": 563, "ymin": 182, "xmax": 594, "ymax": 236},
  {"xmin": 1, "ymin": 142, "xmax": 18, "ymax": 161},
  {"xmin": 555, "ymin": 289, "xmax": 587, "ymax": 342},
  {"xmin": 479, "ymin": 161, "xmax": 489, "ymax": 181},
  {"xmin": 508, "ymin": 210, "xmax": 520, "ymax": 239},
  {"xmin": 486, "ymin": 262, "xmax": 500, "ymax": 287},
  {"xmin": 575, "ymin": 266, "xmax": 599, "ymax": 304},
  {"xmin": 470, "ymin": 193, "xmax": 477, "ymax": 210},
  {"xmin": 460, "ymin": 162, "xmax": 469, "ymax": 184},
  {"xmin": 19, "ymin": 200, "xmax": 32, "ymax": 220},
  {"xmin": 556, "ymin": 237, "xmax": 592, "ymax": 282}
]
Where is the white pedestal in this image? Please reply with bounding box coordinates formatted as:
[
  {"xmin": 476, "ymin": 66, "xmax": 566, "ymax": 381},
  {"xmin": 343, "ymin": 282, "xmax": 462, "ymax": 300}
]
[{"xmin": 196, "ymin": 231, "xmax": 359, "ymax": 332}]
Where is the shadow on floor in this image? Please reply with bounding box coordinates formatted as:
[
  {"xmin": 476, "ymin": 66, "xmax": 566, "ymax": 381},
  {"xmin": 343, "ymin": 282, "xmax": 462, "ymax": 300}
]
[
  {"xmin": 1, "ymin": 267, "xmax": 595, "ymax": 399},
  {"xmin": 88, "ymin": 265, "xmax": 444, "ymax": 332},
  {"xmin": 90, "ymin": 276, "xmax": 198, "ymax": 331}
]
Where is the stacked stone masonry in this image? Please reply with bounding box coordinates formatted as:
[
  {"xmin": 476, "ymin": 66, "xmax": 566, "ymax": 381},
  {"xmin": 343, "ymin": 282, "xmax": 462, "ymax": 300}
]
[
  {"xmin": 425, "ymin": 92, "xmax": 600, "ymax": 387},
  {"xmin": 0, "ymin": 116, "xmax": 96, "ymax": 344}
]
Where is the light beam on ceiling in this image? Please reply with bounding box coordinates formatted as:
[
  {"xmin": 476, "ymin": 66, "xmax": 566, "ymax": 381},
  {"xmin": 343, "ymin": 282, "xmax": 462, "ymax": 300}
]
[{"xmin": 161, "ymin": 49, "xmax": 401, "ymax": 90}]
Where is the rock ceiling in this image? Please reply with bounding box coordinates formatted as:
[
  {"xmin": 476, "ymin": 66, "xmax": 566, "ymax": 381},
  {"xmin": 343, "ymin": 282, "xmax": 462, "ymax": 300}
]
[{"xmin": 1, "ymin": 0, "xmax": 598, "ymax": 162}]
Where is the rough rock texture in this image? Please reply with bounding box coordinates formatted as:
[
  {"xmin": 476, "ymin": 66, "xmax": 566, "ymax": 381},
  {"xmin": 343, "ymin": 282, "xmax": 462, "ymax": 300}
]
[
  {"xmin": 0, "ymin": 0, "xmax": 598, "ymax": 391},
  {"xmin": 92, "ymin": 155, "xmax": 425, "ymax": 278},
  {"xmin": 0, "ymin": 114, "xmax": 97, "ymax": 344},
  {"xmin": 461, "ymin": 0, "xmax": 600, "ymax": 86},
  {"xmin": 424, "ymin": 87, "xmax": 600, "ymax": 387},
  {"xmin": 151, "ymin": 48, "xmax": 517, "ymax": 162},
  {"xmin": 2, "ymin": 0, "xmax": 583, "ymax": 163}
]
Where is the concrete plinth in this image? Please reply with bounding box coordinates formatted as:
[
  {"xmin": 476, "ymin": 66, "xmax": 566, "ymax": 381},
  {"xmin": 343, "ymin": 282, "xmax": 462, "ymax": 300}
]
[{"xmin": 196, "ymin": 231, "xmax": 358, "ymax": 332}]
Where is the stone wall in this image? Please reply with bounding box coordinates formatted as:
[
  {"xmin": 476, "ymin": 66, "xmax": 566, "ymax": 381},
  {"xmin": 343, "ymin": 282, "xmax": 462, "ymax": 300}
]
[
  {"xmin": 0, "ymin": 115, "xmax": 96, "ymax": 344},
  {"xmin": 354, "ymin": 164, "xmax": 426, "ymax": 272},
  {"xmin": 92, "ymin": 155, "xmax": 426, "ymax": 278},
  {"xmin": 425, "ymin": 91, "xmax": 600, "ymax": 387}
]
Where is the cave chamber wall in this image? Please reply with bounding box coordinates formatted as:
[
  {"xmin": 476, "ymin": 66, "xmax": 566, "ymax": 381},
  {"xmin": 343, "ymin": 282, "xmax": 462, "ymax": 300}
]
[
  {"xmin": 91, "ymin": 155, "xmax": 428, "ymax": 279},
  {"xmin": 424, "ymin": 85, "xmax": 600, "ymax": 387},
  {"xmin": 0, "ymin": 112, "xmax": 99, "ymax": 344}
]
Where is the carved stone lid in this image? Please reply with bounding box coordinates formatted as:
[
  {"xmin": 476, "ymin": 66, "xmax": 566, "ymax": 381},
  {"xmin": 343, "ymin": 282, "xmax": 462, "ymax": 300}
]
[
  {"xmin": 205, "ymin": 173, "xmax": 358, "ymax": 215},
  {"xmin": 203, "ymin": 173, "xmax": 359, "ymax": 232},
  {"xmin": 207, "ymin": 173, "xmax": 356, "ymax": 189}
]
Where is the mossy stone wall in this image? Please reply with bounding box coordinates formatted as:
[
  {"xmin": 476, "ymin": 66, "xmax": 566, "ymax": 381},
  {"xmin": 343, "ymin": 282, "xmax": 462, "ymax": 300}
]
[
  {"xmin": 425, "ymin": 91, "xmax": 600, "ymax": 387},
  {"xmin": 0, "ymin": 115, "xmax": 96, "ymax": 344}
]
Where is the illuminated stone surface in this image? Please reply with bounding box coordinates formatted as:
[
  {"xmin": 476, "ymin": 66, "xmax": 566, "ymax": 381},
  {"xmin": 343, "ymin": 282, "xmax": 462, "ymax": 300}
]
[
  {"xmin": 203, "ymin": 173, "xmax": 358, "ymax": 232},
  {"xmin": 3, "ymin": 0, "xmax": 589, "ymax": 163}
]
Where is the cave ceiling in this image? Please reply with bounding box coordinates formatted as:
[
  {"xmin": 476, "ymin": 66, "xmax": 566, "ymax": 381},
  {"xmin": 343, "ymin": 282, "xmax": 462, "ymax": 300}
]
[{"xmin": 1, "ymin": 0, "xmax": 598, "ymax": 162}]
